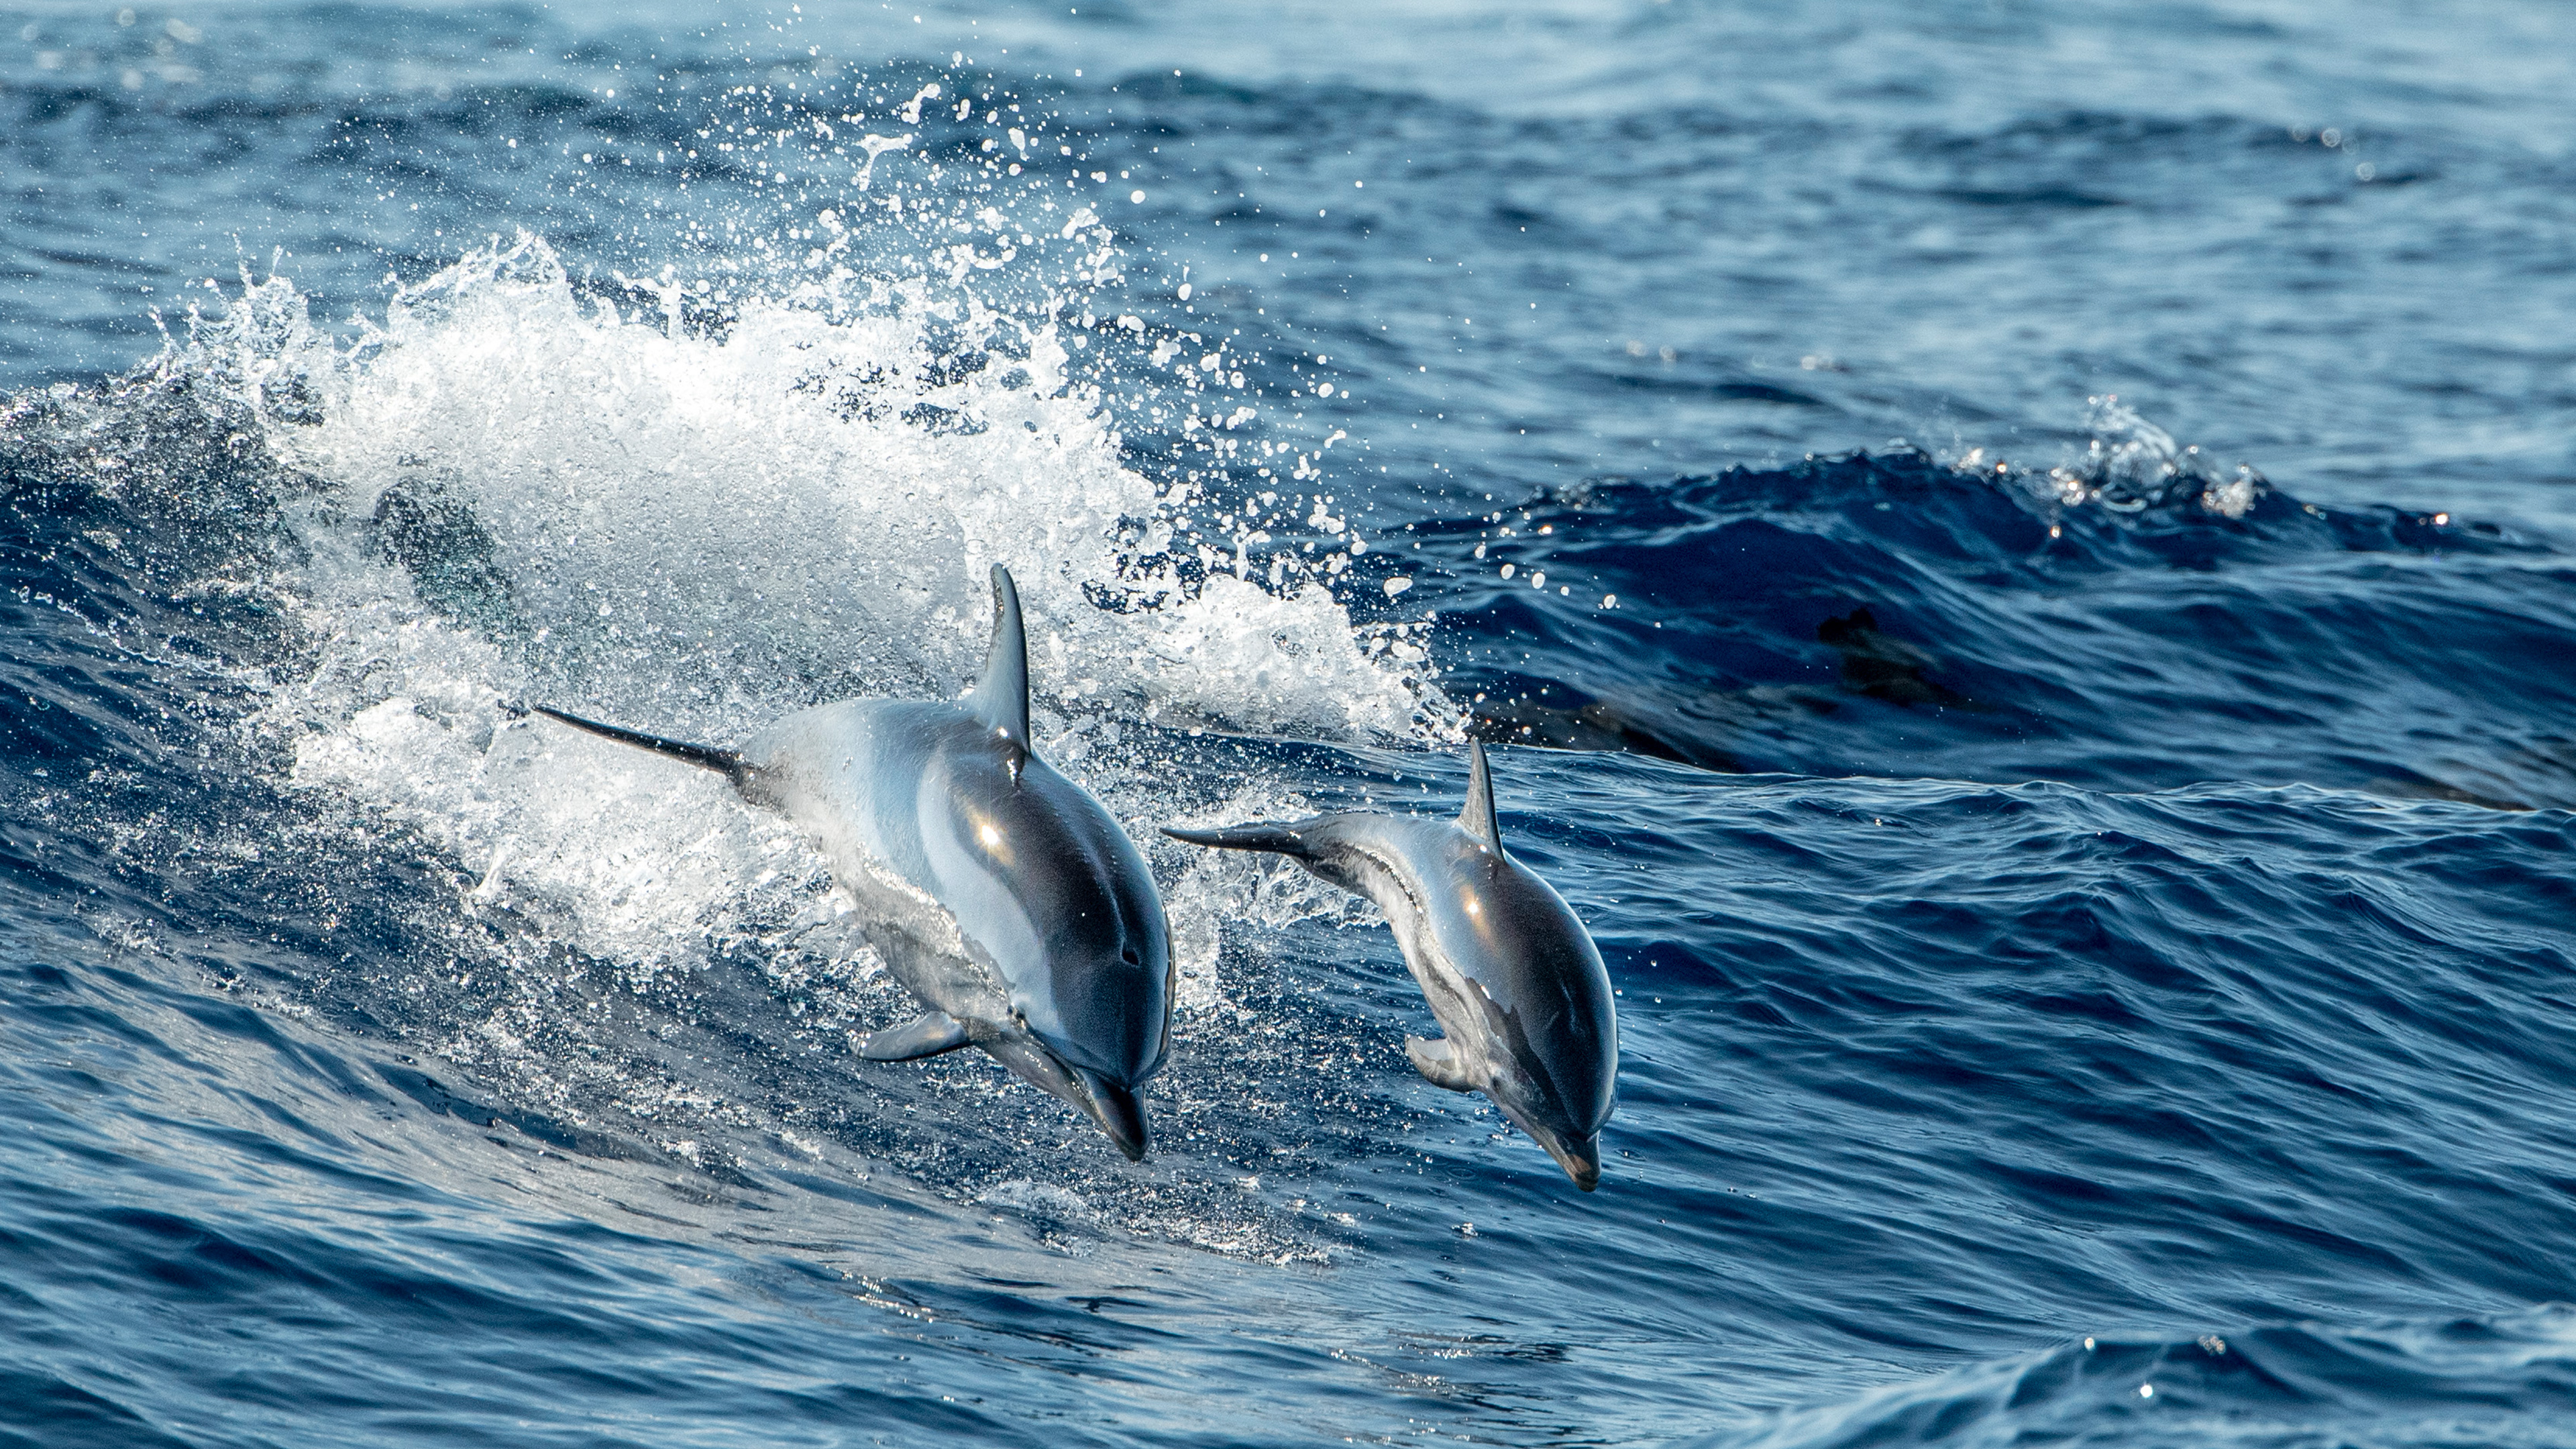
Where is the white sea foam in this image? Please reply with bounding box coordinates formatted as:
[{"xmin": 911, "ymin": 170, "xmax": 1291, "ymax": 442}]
[{"xmin": 209, "ymin": 227, "xmax": 1439, "ymax": 1000}]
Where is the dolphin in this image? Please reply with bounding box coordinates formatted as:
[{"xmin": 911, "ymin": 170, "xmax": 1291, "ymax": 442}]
[
  {"xmin": 533, "ymin": 566, "xmax": 1174, "ymax": 1161},
  {"xmin": 1163, "ymin": 744, "xmax": 1617, "ymax": 1189}
]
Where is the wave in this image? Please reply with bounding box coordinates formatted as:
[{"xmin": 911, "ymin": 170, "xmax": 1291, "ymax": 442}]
[
  {"xmin": 0, "ymin": 205, "xmax": 1481, "ymax": 1260},
  {"xmin": 1411, "ymin": 400, "xmax": 2575, "ymax": 806},
  {"xmin": 9, "ymin": 217, "xmax": 1451, "ymax": 940},
  {"xmin": 1718, "ymin": 1308, "xmax": 2576, "ymax": 1448}
]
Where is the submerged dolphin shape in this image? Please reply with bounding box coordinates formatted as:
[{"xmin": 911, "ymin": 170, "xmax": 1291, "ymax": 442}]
[
  {"xmin": 534, "ymin": 566, "xmax": 1175, "ymax": 1161},
  {"xmin": 1163, "ymin": 745, "xmax": 1618, "ymax": 1189}
]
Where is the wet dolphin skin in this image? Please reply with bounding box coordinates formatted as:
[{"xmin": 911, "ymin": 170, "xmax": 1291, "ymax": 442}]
[
  {"xmin": 1165, "ymin": 744, "xmax": 1618, "ymax": 1188},
  {"xmin": 537, "ymin": 566, "xmax": 1175, "ymax": 1160}
]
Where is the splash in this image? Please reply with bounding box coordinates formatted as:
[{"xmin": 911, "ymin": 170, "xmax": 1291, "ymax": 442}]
[
  {"xmin": 149, "ymin": 225, "xmax": 1450, "ymax": 1016},
  {"xmin": 2047, "ymin": 394, "xmax": 2267, "ymax": 519}
]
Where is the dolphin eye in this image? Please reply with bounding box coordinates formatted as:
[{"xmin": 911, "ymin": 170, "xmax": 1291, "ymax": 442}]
[{"xmin": 1121, "ymin": 947, "xmax": 1141, "ymax": 965}]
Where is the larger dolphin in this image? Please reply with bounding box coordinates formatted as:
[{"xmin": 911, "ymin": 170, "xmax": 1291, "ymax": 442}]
[
  {"xmin": 1163, "ymin": 744, "xmax": 1618, "ymax": 1189},
  {"xmin": 534, "ymin": 566, "xmax": 1174, "ymax": 1161}
]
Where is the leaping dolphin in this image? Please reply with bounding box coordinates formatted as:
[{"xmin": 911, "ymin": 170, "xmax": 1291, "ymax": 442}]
[
  {"xmin": 1163, "ymin": 744, "xmax": 1618, "ymax": 1189},
  {"xmin": 534, "ymin": 566, "xmax": 1175, "ymax": 1161}
]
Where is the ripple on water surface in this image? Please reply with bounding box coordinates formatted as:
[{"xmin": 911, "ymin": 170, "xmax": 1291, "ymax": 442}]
[{"xmin": 3, "ymin": 1, "xmax": 2575, "ymax": 1446}]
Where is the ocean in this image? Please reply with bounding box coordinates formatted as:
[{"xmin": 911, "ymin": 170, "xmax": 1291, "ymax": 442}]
[{"xmin": 4, "ymin": 1, "xmax": 2575, "ymax": 1444}]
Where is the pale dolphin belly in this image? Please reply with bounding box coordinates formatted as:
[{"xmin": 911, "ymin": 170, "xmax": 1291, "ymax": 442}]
[
  {"xmin": 740, "ymin": 698, "xmax": 1029, "ymax": 1030},
  {"xmin": 1311, "ymin": 818, "xmax": 1501, "ymax": 1071},
  {"xmin": 739, "ymin": 694, "xmax": 1173, "ymax": 1147}
]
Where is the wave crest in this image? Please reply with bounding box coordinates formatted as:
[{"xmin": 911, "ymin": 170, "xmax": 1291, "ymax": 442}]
[{"xmin": 93, "ymin": 231, "xmax": 1455, "ymax": 994}]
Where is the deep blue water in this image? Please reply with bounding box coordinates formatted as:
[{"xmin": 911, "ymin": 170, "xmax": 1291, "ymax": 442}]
[{"xmin": 6, "ymin": 2, "xmax": 2576, "ymax": 1444}]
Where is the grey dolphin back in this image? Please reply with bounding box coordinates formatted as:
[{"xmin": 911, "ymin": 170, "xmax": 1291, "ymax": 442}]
[
  {"xmin": 964, "ymin": 564, "xmax": 1030, "ymax": 771},
  {"xmin": 530, "ymin": 705, "xmax": 745, "ymax": 784},
  {"xmin": 1157, "ymin": 745, "xmax": 1501, "ymax": 861},
  {"xmin": 526, "ymin": 564, "xmax": 1028, "ymax": 783}
]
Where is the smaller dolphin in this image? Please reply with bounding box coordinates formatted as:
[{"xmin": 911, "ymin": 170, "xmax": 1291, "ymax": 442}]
[
  {"xmin": 534, "ymin": 566, "xmax": 1174, "ymax": 1161},
  {"xmin": 1163, "ymin": 745, "xmax": 1618, "ymax": 1189}
]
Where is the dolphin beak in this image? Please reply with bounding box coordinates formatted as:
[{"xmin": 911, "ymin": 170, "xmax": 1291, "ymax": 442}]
[
  {"xmin": 1538, "ymin": 1129, "xmax": 1601, "ymax": 1192},
  {"xmin": 1497, "ymin": 1102, "xmax": 1603, "ymax": 1191},
  {"xmin": 1075, "ymin": 1068, "xmax": 1150, "ymax": 1162}
]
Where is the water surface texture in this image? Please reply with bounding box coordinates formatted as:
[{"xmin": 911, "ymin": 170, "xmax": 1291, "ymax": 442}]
[{"xmin": 5, "ymin": 2, "xmax": 2575, "ymax": 1445}]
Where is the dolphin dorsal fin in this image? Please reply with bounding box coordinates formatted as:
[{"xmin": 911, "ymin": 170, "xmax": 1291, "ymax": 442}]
[
  {"xmin": 1460, "ymin": 740, "xmax": 1505, "ymax": 857},
  {"xmin": 965, "ymin": 564, "xmax": 1032, "ymax": 775}
]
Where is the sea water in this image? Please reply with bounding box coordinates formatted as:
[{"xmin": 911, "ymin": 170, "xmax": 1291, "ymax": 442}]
[{"xmin": 4, "ymin": 3, "xmax": 2574, "ymax": 1444}]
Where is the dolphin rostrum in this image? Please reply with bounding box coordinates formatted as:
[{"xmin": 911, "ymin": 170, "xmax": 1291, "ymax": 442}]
[
  {"xmin": 1163, "ymin": 744, "xmax": 1617, "ymax": 1189},
  {"xmin": 534, "ymin": 566, "xmax": 1175, "ymax": 1161}
]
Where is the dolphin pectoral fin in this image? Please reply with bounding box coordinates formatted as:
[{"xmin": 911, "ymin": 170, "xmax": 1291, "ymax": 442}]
[
  {"xmin": 964, "ymin": 564, "xmax": 1031, "ymax": 775},
  {"xmin": 533, "ymin": 706, "xmax": 745, "ymax": 784},
  {"xmin": 1160, "ymin": 823, "xmax": 1312, "ymax": 858},
  {"xmin": 855, "ymin": 1012, "xmax": 974, "ymax": 1061},
  {"xmin": 1405, "ymin": 1034, "xmax": 1479, "ymax": 1092}
]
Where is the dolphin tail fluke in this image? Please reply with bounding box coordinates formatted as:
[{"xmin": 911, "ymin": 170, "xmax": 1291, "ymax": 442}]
[
  {"xmin": 1159, "ymin": 823, "xmax": 1312, "ymax": 858},
  {"xmin": 855, "ymin": 1012, "xmax": 974, "ymax": 1062},
  {"xmin": 1075, "ymin": 1069, "xmax": 1150, "ymax": 1162},
  {"xmin": 533, "ymin": 706, "xmax": 744, "ymax": 784}
]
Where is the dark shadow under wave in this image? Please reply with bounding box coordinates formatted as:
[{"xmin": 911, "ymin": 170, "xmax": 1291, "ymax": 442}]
[{"xmin": 1403, "ymin": 443, "xmax": 2573, "ymax": 806}]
